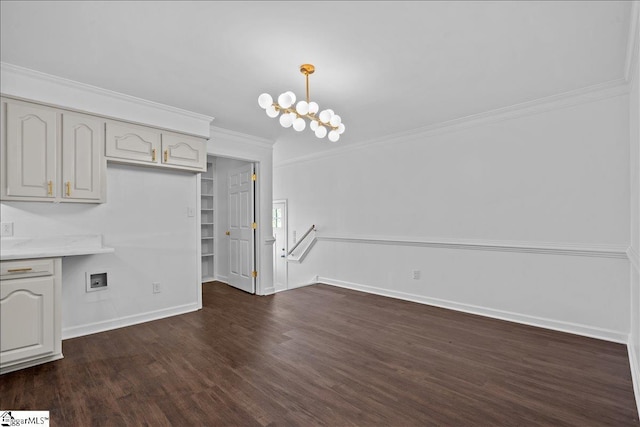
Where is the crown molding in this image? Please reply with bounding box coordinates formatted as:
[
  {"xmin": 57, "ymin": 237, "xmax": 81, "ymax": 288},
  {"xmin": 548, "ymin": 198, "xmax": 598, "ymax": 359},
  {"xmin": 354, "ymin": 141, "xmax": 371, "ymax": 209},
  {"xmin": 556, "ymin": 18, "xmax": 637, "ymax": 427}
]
[
  {"xmin": 0, "ymin": 62, "xmax": 214, "ymax": 137},
  {"xmin": 316, "ymin": 233, "xmax": 628, "ymax": 259},
  {"xmin": 209, "ymin": 125, "xmax": 275, "ymax": 149},
  {"xmin": 625, "ymin": 1, "xmax": 640, "ymax": 85},
  {"xmin": 275, "ymin": 78, "xmax": 629, "ymax": 169}
]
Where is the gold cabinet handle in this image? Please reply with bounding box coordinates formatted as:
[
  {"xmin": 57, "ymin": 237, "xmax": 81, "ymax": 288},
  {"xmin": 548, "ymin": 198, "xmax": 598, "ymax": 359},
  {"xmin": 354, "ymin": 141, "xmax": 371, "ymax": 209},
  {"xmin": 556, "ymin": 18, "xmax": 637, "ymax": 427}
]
[
  {"xmin": 47, "ymin": 180, "xmax": 53, "ymax": 196},
  {"xmin": 8, "ymin": 267, "xmax": 33, "ymax": 273},
  {"xmin": 66, "ymin": 181, "xmax": 71, "ymax": 197},
  {"xmin": 163, "ymin": 149, "xmax": 169, "ymax": 163},
  {"xmin": 152, "ymin": 148, "xmax": 157, "ymax": 162},
  {"xmin": 225, "ymin": 231, "xmax": 230, "ymax": 236}
]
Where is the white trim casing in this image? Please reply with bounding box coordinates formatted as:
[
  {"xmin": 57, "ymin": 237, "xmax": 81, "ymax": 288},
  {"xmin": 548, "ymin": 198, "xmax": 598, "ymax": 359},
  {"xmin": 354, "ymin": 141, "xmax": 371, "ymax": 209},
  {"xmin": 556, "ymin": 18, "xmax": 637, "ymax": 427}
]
[
  {"xmin": 625, "ymin": 1, "xmax": 640, "ymax": 85},
  {"xmin": 629, "ymin": 247, "xmax": 640, "ymax": 272}
]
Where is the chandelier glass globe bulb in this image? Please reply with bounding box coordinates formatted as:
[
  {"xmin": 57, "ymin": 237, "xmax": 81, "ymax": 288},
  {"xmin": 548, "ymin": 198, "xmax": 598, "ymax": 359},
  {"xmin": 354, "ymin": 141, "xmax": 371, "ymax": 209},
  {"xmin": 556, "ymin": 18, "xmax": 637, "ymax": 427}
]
[
  {"xmin": 337, "ymin": 123, "xmax": 345, "ymax": 134},
  {"xmin": 308, "ymin": 102, "xmax": 319, "ymax": 115},
  {"xmin": 265, "ymin": 105, "xmax": 279, "ymax": 118},
  {"xmin": 293, "ymin": 117, "xmax": 306, "ymax": 131},
  {"xmin": 258, "ymin": 93, "xmax": 273, "ymax": 109},
  {"xmin": 318, "ymin": 110, "xmax": 331, "ymax": 124},
  {"xmin": 310, "ymin": 120, "xmax": 319, "ymax": 131},
  {"xmin": 296, "ymin": 101, "xmax": 309, "ymax": 115},
  {"xmin": 278, "ymin": 92, "xmax": 293, "ymax": 109},
  {"xmin": 285, "ymin": 91, "xmax": 296, "ymax": 104},
  {"xmin": 328, "ymin": 130, "xmax": 340, "ymax": 142},
  {"xmin": 330, "ymin": 114, "xmax": 341, "ymax": 127},
  {"xmin": 279, "ymin": 113, "xmax": 293, "ymax": 128},
  {"xmin": 315, "ymin": 126, "xmax": 327, "ymax": 138}
]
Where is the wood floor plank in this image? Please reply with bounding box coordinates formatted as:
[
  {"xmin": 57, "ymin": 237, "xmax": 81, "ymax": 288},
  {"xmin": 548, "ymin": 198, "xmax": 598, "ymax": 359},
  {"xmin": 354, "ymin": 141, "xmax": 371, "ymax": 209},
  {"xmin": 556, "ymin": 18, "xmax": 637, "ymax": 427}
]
[{"xmin": 0, "ymin": 281, "xmax": 637, "ymax": 426}]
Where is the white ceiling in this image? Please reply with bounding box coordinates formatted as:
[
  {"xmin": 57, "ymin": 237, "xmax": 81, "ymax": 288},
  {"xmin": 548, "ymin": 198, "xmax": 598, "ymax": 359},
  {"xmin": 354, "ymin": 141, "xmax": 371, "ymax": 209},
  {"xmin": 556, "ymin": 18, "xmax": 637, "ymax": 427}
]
[{"xmin": 0, "ymin": 1, "xmax": 633, "ymax": 162}]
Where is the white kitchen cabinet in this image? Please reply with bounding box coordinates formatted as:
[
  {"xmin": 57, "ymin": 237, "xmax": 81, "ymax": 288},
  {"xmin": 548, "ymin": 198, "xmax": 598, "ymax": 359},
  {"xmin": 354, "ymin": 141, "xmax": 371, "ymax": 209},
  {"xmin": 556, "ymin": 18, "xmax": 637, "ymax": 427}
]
[
  {"xmin": 62, "ymin": 112, "xmax": 106, "ymax": 201},
  {"xmin": 162, "ymin": 133, "xmax": 207, "ymax": 171},
  {"xmin": 105, "ymin": 121, "xmax": 206, "ymax": 172},
  {"xmin": 5, "ymin": 101, "xmax": 57, "ymax": 198},
  {"xmin": 0, "ymin": 258, "xmax": 62, "ymax": 374},
  {"xmin": 1, "ymin": 97, "xmax": 106, "ymax": 203},
  {"xmin": 105, "ymin": 122, "xmax": 161, "ymax": 165}
]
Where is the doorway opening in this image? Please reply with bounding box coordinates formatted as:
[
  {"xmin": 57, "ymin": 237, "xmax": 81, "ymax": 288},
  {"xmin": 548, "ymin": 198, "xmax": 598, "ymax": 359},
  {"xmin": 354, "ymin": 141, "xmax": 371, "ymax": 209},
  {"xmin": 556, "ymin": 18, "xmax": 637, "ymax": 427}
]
[{"xmin": 200, "ymin": 156, "xmax": 257, "ymax": 294}]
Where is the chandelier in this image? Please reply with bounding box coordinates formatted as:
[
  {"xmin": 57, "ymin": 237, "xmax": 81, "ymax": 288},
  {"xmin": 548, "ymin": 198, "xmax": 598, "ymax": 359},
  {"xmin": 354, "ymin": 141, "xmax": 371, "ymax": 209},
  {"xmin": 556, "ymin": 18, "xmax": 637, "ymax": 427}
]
[{"xmin": 257, "ymin": 64, "xmax": 345, "ymax": 142}]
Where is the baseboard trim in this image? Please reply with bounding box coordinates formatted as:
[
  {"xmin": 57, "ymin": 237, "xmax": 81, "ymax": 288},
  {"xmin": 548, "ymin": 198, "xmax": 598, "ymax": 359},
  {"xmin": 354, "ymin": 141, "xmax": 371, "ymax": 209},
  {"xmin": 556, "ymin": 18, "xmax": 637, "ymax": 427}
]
[
  {"xmin": 629, "ymin": 341, "xmax": 640, "ymax": 420},
  {"xmin": 317, "ymin": 276, "xmax": 628, "ymax": 344},
  {"xmin": 1, "ymin": 353, "xmax": 64, "ymax": 375},
  {"xmin": 262, "ymin": 286, "xmax": 276, "ymax": 295},
  {"xmin": 62, "ymin": 302, "xmax": 200, "ymax": 340}
]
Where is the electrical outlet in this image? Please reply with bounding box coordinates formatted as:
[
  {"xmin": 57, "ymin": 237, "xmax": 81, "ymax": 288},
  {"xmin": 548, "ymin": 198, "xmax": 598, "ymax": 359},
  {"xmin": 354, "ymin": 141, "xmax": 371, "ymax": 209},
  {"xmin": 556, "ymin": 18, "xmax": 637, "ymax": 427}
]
[
  {"xmin": 412, "ymin": 270, "xmax": 420, "ymax": 280},
  {"xmin": 1, "ymin": 222, "xmax": 14, "ymax": 237},
  {"xmin": 187, "ymin": 207, "xmax": 195, "ymax": 217},
  {"xmin": 153, "ymin": 282, "xmax": 161, "ymax": 293}
]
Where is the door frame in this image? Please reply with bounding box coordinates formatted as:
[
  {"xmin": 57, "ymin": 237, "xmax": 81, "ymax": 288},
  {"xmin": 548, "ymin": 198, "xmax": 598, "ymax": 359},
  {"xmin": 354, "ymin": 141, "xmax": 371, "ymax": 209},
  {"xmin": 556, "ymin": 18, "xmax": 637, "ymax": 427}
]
[{"xmin": 273, "ymin": 199, "xmax": 288, "ymax": 292}]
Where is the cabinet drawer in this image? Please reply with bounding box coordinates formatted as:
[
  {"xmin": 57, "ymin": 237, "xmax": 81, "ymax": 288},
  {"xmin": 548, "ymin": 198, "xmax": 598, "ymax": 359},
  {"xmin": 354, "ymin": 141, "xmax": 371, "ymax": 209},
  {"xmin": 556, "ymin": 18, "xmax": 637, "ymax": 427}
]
[{"xmin": 0, "ymin": 259, "xmax": 54, "ymax": 279}]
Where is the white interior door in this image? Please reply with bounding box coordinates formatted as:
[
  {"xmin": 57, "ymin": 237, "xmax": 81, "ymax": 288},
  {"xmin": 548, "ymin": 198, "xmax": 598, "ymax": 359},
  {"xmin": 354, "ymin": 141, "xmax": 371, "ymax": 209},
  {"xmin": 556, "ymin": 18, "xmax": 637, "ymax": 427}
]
[
  {"xmin": 227, "ymin": 163, "xmax": 255, "ymax": 293},
  {"xmin": 273, "ymin": 200, "xmax": 288, "ymax": 292}
]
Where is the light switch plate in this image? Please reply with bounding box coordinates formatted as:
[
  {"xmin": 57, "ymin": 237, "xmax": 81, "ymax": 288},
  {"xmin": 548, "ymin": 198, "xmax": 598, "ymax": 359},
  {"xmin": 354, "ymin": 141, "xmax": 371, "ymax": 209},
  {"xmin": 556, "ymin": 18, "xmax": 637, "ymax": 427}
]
[{"xmin": 187, "ymin": 207, "xmax": 195, "ymax": 217}]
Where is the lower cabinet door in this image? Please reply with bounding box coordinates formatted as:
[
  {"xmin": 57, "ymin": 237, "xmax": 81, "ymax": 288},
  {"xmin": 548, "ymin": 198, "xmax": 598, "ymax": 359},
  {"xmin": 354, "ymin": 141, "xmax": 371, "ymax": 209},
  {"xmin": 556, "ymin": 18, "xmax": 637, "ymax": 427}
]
[{"xmin": 0, "ymin": 276, "xmax": 55, "ymax": 365}]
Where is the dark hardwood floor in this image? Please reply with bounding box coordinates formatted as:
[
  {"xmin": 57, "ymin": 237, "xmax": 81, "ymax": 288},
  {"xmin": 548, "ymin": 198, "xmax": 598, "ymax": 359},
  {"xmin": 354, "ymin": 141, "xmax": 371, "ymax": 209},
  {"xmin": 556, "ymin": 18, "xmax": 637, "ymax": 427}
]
[{"xmin": 1, "ymin": 281, "xmax": 638, "ymax": 426}]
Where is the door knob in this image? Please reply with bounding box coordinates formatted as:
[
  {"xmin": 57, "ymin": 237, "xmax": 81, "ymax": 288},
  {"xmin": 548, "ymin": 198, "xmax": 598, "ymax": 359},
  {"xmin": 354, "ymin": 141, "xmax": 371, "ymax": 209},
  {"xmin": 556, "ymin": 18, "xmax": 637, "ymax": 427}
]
[{"xmin": 225, "ymin": 231, "xmax": 230, "ymax": 236}]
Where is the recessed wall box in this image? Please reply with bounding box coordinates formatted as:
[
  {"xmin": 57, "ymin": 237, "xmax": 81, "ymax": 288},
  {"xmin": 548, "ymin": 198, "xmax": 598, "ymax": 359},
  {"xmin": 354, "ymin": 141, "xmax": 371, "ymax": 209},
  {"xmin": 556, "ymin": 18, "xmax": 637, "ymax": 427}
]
[{"xmin": 86, "ymin": 271, "xmax": 108, "ymax": 292}]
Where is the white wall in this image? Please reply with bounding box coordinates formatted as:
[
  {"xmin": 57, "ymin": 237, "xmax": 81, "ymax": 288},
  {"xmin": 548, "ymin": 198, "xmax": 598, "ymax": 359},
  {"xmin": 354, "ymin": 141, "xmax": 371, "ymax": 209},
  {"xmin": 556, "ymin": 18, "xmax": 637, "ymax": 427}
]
[
  {"xmin": 0, "ymin": 164, "xmax": 200, "ymax": 338},
  {"xmin": 214, "ymin": 157, "xmax": 252, "ymax": 282},
  {"xmin": 274, "ymin": 89, "xmax": 631, "ymax": 342}
]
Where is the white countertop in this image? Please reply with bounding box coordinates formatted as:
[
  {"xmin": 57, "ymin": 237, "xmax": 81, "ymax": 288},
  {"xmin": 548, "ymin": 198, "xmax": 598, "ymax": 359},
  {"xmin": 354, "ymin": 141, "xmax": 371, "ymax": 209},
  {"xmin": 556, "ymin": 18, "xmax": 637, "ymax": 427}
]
[{"xmin": 0, "ymin": 235, "xmax": 115, "ymax": 261}]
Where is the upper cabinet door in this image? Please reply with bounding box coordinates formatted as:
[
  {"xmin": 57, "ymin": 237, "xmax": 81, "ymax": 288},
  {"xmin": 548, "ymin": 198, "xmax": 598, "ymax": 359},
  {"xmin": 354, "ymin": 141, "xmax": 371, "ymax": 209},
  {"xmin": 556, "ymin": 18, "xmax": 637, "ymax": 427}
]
[
  {"xmin": 62, "ymin": 113, "xmax": 104, "ymax": 201},
  {"xmin": 105, "ymin": 122, "xmax": 160, "ymax": 164},
  {"xmin": 6, "ymin": 103, "xmax": 57, "ymax": 198},
  {"xmin": 161, "ymin": 133, "xmax": 206, "ymax": 171}
]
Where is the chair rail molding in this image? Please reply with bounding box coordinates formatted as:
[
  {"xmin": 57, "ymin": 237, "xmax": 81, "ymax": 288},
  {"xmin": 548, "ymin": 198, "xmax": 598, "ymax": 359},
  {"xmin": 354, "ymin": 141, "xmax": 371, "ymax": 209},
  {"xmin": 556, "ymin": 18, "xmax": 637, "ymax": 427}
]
[{"xmin": 316, "ymin": 233, "xmax": 629, "ymax": 259}]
